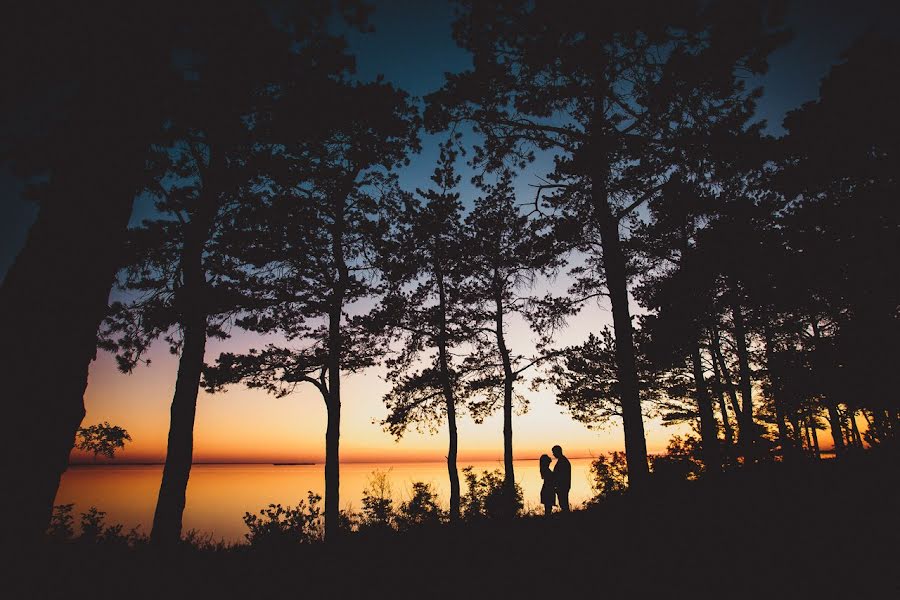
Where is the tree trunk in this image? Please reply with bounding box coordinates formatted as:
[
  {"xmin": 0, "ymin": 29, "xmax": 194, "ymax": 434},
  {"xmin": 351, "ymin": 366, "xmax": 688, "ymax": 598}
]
[
  {"xmin": 808, "ymin": 414, "xmax": 821, "ymax": 459},
  {"xmin": 711, "ymin": 328, "xmax": 743, "ymax": 437},
  {"xmin": 324, "ymin": 377, "xmax": 341, "ymax": 541},
  {"xmin": 691, "ymin": 343, "xmax": 721, "ymax": 474},
  {"xmin": 763, "ymin": 322, "xmax": 793, "ymax": 460},
  {"xmin": 150, "ymin": 310, "xmax": 207, "ymax": 545},
  {"xmin": 1, "ymin": 190, "xmax": 135, "ymax": 542},
  {"xmin": 0, "ymin": 110, "xmax": 159, "ymax": 541},
  {"xmin": 595, "ymin": 192, "xmax": 649, "ymax": 490},
  {"xmin": 323, "ymin": 182, "xmax": 350, "ymax": 541},
  {"xmin": 804, "ymin": 416, "xmax": 816, "ymax": 456},
  {"xmin": 731, "ymin": 301, "xmax": 756, "ymax": 459},
  {"xmin": 790, "ymin": 414, "xmax": 804, "ymax": 452},
  {"xmin": 810, "ymin": 319, "xmax": 844, "ymax": 456},
  {"xmin": 710, "ymin": 346, "xmax": 735, "ymax": 463},
  {"xmin": 494, "ymin": 284, "xmax": 516, "ymax": 502},
  {"xmin": 849, "ymin": 409, "xmax": 863, "ymax": 448},
  {"xmin": 434, "ymin": 258, "xmax": 460, "ymax": 521},
  {"xmin": 150, "ymin": 190, "xmax": 216, "ymax": 545}
]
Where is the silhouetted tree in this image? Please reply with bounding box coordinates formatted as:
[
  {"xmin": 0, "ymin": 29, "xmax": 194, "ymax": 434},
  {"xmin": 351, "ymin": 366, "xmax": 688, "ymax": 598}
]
[
  {"xmin": 99, "ymin": 3, "xmax": 362, "ymax": 546},
  {"xmin": 463, "ymin": 169, "xmax": 561, "ymax": 506},
  {"xmin": 0, "ymin": 2, "xmax": 176, "ymax": 540},
  {"xmin": 74, "ymin": 423, "xmax": 132, "ymax": 461},
  {"xmin": 205, "ymin": 76, "xmax": 419, "ymax": 539},
  {"xmin": 779, "ymin": 34, "xmax": 900, "ymax": 444},
  {"xmin": 377, "ymin": 141, "xmax": 473, "ymax": 522},
  {"xmin": 535, "ymin": 327, "xmax": 661, "ymax": 432},
  {"xmin": 427, "ymin": 0, "xmax": 787, "ymax": 489}
]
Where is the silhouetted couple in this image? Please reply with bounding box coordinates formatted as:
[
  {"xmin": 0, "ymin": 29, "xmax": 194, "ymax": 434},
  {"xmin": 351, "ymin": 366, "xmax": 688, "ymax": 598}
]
[{"xmin": 539, "ymin": 445, "xmax": 571, "ymax": 516}]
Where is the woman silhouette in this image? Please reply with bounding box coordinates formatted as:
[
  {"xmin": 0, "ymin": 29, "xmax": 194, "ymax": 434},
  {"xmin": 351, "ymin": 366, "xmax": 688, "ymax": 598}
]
[{"xmin": 539, "ymin": 454, "xmax": 555, "ymax": 517}]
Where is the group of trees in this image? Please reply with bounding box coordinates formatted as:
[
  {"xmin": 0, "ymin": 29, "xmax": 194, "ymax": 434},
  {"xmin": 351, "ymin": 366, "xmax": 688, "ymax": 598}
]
[{"xmin": 2, "ymin": 1, "xmax": 896, "ymax": 546}]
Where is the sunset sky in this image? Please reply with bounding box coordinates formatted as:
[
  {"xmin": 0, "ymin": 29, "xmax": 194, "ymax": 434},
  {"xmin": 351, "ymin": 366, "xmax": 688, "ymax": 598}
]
[{"xmin": 3, "ymin": 0, "xmax": 883, "ymax": 464}]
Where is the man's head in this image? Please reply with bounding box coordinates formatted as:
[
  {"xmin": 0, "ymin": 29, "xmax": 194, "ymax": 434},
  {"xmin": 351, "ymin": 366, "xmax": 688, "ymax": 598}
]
[{"xmin": 552, "ymin": 445, "xmax": 563, "ymax": 458}]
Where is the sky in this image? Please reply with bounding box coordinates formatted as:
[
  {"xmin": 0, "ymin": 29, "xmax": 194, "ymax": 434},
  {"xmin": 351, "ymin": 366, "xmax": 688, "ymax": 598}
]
[{"xmin": 3, "ymin": 0, "xmax": 891, "ymax": 464}]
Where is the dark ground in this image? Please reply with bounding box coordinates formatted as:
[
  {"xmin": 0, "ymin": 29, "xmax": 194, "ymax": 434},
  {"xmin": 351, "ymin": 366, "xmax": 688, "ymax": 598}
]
[{"xmin": 9, "ymin": 450, "xmax": 899, "ymax": 599}]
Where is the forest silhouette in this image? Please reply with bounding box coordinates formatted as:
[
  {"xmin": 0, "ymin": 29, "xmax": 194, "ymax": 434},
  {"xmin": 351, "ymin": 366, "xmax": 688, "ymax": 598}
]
[{"xmin": 1, "ymin": 0, "xmax": 897, "ymax": 597}]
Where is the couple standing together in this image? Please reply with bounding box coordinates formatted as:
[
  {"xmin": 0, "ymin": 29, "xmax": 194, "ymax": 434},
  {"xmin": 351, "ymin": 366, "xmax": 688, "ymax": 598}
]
[{"xmin": 539, "ymin": 445, "xmax": 571, "ymax": 516}]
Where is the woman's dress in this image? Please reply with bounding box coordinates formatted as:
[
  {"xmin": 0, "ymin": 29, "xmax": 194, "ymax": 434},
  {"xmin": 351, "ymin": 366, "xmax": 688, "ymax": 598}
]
[{"xmin": 540, "ymin": 466, "xmax": 556, "ymax": 506}]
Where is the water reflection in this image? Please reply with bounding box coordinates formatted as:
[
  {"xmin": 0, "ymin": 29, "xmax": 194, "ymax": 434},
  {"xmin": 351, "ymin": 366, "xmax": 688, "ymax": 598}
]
[{"xmin": 55, "ymin": 458, "xmax": 596, "ymax": 542}]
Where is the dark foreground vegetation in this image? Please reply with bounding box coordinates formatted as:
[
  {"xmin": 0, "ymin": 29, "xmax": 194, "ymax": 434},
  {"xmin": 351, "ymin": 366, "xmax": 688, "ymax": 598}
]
[{"xmin": 11, "ymin": 449, "xmax": 898, "ymax": 599}]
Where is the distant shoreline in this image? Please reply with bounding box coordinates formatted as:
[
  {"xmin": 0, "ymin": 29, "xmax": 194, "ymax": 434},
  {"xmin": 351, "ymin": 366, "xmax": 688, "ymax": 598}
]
[{"xmin": 65, "ymin": 456, "xmax": 599, "ymax": 467}]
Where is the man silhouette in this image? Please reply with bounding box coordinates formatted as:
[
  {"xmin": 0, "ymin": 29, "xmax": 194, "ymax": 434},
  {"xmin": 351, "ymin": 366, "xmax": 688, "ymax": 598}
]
[{"xmin": 552, "ymin": 445, "xmax": 571, "ymax": 512}]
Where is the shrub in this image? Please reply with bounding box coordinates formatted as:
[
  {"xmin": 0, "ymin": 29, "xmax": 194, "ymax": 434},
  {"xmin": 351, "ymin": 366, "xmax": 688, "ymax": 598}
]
[
  {"xmin": 243, "ymin": 491, "xmax": 323, "ymax": 547},
  {"xmin": 48, "ymin": 503, "xmax": 75, "ymax": 540},
  {"xmin": 461, "ymin": 467, "xmax": 523, "ymax": 520},
  {"xmin": 588, "ymin": 451, "xmax": 628, "ymax": 503},
  {"xmin": 359, "ymin": 470, "xmax": 396, "ymax": 532},
  {"xmin": 650, "ymin": 435, "xmax": 702, "ymax": 484},
  {"xmin": 396, "ymin": 481, "xmax": 444, "ymax": 530}
]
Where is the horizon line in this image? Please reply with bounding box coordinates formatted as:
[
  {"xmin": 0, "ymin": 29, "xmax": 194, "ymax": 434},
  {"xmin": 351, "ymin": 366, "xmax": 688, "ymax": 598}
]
[{"xmin": 66, "ymin": 455, "xmax": 603, "ymax": 466}]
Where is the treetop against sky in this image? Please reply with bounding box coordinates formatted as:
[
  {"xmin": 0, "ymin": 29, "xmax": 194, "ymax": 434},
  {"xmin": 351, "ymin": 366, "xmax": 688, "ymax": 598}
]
[{"xmin": 2, "ymin": 0, "xmax": 889, "ymax": 465}]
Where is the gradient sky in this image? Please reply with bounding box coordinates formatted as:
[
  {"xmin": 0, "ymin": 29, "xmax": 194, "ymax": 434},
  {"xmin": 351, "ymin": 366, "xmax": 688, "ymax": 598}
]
[{"xmin": 4, "ymin": 0, "xmax": 891, "ymax": 463}]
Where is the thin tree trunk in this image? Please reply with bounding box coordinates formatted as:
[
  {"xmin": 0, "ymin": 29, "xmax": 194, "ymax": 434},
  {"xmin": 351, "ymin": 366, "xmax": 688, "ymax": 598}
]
[
  {"xmin": 810, "ymin": 319, "xmax": 845, "ymax": 455},
  {"xmin": 710, "ymin": 347, "xmax": 735, "ymax": 457},
  {"xmin": 763, "ymin": 322, "xmax": 793, "ymax": 459},
  {"xmin": 324, "ymin": 373, "xmax": 341, "ymax": 541},
  {"xmin": 323, "ymin": 183, "xmax": 350, "ymax": 542},
  {"xmin": 151, "ymin": 186, "xmax": 217, "ymax": 545},
  {"xmin": 691, "ymin": 343, "xmax": 721, "ymax": 473},
  {"xmin": 849, "ymin": 409, "xmax": 863, "ymax": 448},
  {"xmin": 809, "ymin": 415, "xmax": 821, "ymax": 459},
  {"xmin": 494, "ymin": 283, "xmax": 516, "ymax": 502},
  {"xmin": 790, "ymin": 414, "xmax": 804, "ymax": 452},
  {"xmin": 804, "ymin": 418, "xmax": 814, "ymax": 456},
  {"xmin": 732, "ymin": 300, "xmax": 756, "ymax": 459},
  {"xmin": 435, "ymin": 260, "xmax": 460, "ymax": 522},
  {"xmin": 323, "ymin": 307, "xmax": 342, "ymax": 541},
  {"xmin": 711, "ymin": 328, "xmax": 743, "ymax": 436}
]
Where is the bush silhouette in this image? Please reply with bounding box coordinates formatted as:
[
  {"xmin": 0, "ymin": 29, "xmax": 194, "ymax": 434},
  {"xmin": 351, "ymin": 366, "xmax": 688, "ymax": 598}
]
[
  {"xmin": 243, "ymin": 492, "xmax": 323, "ymax": 547},
  {"xmin": 461, "ymin": 467, "xmax": 523, "ymax": 520}
]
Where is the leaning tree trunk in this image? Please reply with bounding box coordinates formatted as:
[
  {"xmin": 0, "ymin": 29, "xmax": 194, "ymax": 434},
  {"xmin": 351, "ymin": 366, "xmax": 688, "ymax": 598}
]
[
  {"xmin": 711, "ymin": 328, "xmax": 744, "ymax": 440},
  {"xmin": 494, "ymin": 285, "xmax": 516, "ymax": 505},
  {"xmin": 0, "ymin": 116, "xmax": 155, "ymax": 541},
  {"xmin": 691, "ymin": 343, "xmax": 721, "ymax": 474},
  {"xmin": 151, "ymin": 195, "xmax": 216, "ymax": 546},
  {"xmin": 710, "ymin": 347, "xmax": 736, "ymax": 460},
  {"xmin": 2, "ymin": 182, "xmax": 136, "ymax": 543},
  {"xmin": 150, "ymin": 307, "xmax": 207, "ymax": 545},
  {"xmin": 849, "ymin": 409, "xmax": 863, "ymax": 448}
]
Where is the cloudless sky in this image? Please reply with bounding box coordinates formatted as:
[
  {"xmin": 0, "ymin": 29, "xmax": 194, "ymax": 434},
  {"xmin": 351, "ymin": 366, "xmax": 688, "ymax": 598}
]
[{"xmin": 3, "ymin": 0, "xmax": 892, "ymax": 463}]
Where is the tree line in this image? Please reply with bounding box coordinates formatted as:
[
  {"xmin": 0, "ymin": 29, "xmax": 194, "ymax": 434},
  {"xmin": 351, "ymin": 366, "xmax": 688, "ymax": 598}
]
[{"xmin": 1, "ymin": 0, "xmax": 897, "ymax": 546}]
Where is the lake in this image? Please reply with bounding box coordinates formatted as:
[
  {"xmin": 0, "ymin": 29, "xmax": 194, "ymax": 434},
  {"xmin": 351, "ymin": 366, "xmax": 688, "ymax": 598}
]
[{"xmin": 54, "ymin": 458, "xmax": 597, "ymax": 542}]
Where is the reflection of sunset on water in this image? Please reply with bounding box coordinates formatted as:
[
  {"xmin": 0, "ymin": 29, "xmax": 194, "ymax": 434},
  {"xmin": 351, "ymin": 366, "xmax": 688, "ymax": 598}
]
[{"xmin": 55, "ymin": 460, "xmax": 598, "ymax": 542}]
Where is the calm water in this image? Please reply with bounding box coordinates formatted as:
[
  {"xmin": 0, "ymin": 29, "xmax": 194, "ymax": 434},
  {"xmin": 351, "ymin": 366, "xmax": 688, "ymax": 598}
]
[{"xmin": 55, "ymin": 458, "xmax": 596, "ymax": 542}]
